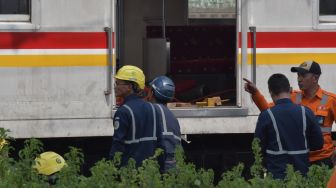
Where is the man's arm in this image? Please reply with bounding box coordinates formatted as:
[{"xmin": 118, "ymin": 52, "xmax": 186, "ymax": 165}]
[
  {"xmin": 327, "ymin": 169, "xmax": 336, "ymax": 188},
  {"xmin": 305, "ymin": 107, "xmax": 323, "ymax": 151},
  {"xmin": 332, "ymin": 96, "xmax": 336, "ymax": 124},
  {"xmin": 328, "ymin": 96, "xmax": 336, "ymax": 164},
  {"xmin": 109, "ymin": 109, "xmax": 129, "ymax": 160},
  {"xmin": 243, "ymin": 78, "xmax": 270, "ymax": 111}
]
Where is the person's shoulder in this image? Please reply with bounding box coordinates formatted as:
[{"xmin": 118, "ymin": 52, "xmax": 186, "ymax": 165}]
[
  {"xmin": 126, "ymin": 97, "xmax": 148, "ymax": 106},
  {"xmin": 259, "ymin": 108, "xmax": 270, "ymax": 117},
  {"xmin": 256, "ymin": 109, "xmax": 271, "ymax": 125},
  {"xmin": 321, "ymin": 89, "xmax": 336, "ymax": 100},
  {"xmin": 154, "ymin": 103, "xmax": 172, "ymax": 114},
  {"xmin": 117, "ymin": 99, "xmax": 145, "ymax": 112},
  {"xmin": 115, "ymin": 105, "xmax": 129, "ymax": 115},
  {"xmin": 302, "ymin": 105, "xmax": 315, "ymax": 116}
]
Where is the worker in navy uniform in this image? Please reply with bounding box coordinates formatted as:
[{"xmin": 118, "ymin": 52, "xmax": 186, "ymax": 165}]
[
  {"xmin": 149, "ymin": 76, "xmax": 181, "ymax": 173},
  {"xmin": 255, "ymin": 73, "xmax": 323, "ymax": 179},
  {"xmin": 109, "ymin": 65, "xmax": 160, "ymax": 167}
]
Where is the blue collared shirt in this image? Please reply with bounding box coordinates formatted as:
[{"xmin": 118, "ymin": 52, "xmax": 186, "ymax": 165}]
[
  {"xmin": 109, "ymin": 94, "xmax": 160, "ymax": 167},
  {"xmin": 255, "ymin": 98, "xmax": 323, "ymax": 179}
]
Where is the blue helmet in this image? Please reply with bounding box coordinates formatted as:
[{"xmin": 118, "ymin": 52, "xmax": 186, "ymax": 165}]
[{"xmin": 150, "ymin": 76, "xmax": 175, "ymax": 102}]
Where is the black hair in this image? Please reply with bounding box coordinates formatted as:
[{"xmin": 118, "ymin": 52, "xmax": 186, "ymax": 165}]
[
  {"xmin": 125, "ymin": 81, "xmax": 141, "ymax": 94},
  {"xmin": 268, "ymin": 73, "xmax": 290, "ymax": 95}
]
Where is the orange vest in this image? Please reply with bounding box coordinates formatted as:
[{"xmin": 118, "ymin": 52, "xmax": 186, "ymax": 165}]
[{"xmin": 327, "ymin": 168, "xmax": 336, "ymax": 188}]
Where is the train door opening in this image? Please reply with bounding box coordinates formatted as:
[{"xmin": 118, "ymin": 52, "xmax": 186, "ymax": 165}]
[{"xmin": 117, "ymin": 0, "xmax": 243, "ymax": 116}]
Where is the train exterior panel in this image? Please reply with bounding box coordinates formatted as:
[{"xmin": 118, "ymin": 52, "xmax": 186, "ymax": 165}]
[{"xmin": 0, "ymin": 0, "xmax": 335, "ymax": 138}]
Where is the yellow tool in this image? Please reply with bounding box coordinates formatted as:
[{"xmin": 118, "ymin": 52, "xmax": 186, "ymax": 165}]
[{"xmin": 196, "ymin": 97, "xmax": 229, "ymax": 107}]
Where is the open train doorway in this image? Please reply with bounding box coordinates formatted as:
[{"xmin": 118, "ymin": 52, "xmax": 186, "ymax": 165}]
[{"xmin": 117, "ymin": 0, "xmax": 242, "ymax": 116}]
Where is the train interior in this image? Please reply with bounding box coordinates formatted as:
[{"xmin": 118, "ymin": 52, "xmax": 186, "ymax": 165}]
[{"xmin": 118, "ymin": 0, "xmax": 237, "ymax": 107}]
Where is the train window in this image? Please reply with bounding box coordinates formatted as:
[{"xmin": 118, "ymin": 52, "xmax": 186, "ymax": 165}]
[
  {"xmin": 188, "ymin": 0, "xmax": 235, "ymax": 19},
  {"xmin": 319, "ymin": 0, "xmax": 336, "ymax": 23},
  {"xmin": 0, "ymin": 0, "xmax": 30, "ymax": 22}
]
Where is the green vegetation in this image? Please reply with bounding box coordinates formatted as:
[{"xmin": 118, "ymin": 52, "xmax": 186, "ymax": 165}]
[{"xmin": 0, "ymin": 128, "xmax": 332, "ymax": 187}]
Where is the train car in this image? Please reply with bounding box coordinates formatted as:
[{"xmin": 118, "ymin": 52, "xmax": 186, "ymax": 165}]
[
  {"xmin": 1, "ymin": 0, "xmax": 335, "ymax": 178},
  {"xmin": 0, "ymin": 0, "xmax": 336, "ymax": 165},
  {"xmin": 0, "ymin": 0, "xmax": 115, "ymax": 138},
  {"xmin": 1, "ymin": 0, "xmax": 336, "ymax": 137}
]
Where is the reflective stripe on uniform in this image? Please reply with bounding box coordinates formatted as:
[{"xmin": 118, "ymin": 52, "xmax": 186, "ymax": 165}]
[
  {"xmin": 123, "ymin": 105, "xmax": 136, "ymax": 141},
  {"xmin": 320, "ymin": 94, "xmax": 331, "ymax": 133},
  {"xmin": 295, "ymin": 92, "xmax": 328, "ymax": 106},
  {"xmin": 267, "ymin": 109, "xmax": 283, "ymax": 151},
  {"xmin": 124, "ymin": 137, "xmax": 157, "ymax": 144},
  {"xmin": 301, "ymin": 106, "xmax": 308, "ymax": 149},
  {"xmin": 150, "ymin": 103, "xmax": 157, "ymax": 138},
  {"xmin": 320, "ymin": 94, "xmax": 328, "ymax": 105},
  {"xmin": 156, "ymin": 104, "xmax": 181, "ymax": 141},
  {"xmin": 295, "ymin": 92, "xmax": 331, "ymax": 133},
  {"xmin": 295, "ymin": 92, "xmax": 302, "ymax": 104},
  {"xmin": 266, "ymin": 149, "xmax": 309, "ymax": 155},
  {"xmin": 123, "ymin": 104, "xmax": 157, "ymax": 144},
  {"xmin": 266, "ymin": 107, "xmax": 309, "ymax": 155},
  {"xmin": 163, "ymin": 132, "xmax": 182, "ymax": 141},
  {"xmin": 157, "ymin": 104, "xmax": 167, "ymax": 132},
  {"xmin": 321, "ymin": 127, "xmax": 332, "ymax": 133}
]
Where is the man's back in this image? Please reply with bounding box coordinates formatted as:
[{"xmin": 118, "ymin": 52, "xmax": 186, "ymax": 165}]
[
  {"xmin": 255, "ymin": 98, "xmax": 323, "ymax": 179},
  {"xmin": 251, "ymin": 87, "xmax": 336, "ymax": 163},
  {"xmin": 155, "ymin": 103, "xmax": 181, "ymax": 172},
  {"xmin": 110, "ymin": 94, "xmax": 158, "ymax": 167},
  {"xmin": 155, "ymin": 104, "xmax": 181, "ymax": 153}
]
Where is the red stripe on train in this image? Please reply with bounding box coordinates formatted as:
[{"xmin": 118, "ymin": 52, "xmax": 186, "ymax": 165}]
[
  {"xmin": 0, "ymin": 32, "xmax": 112, "ymax": 49},
  {"xmin": 239, "ymin": 32, "xmax": 336, "ymax": 48}
]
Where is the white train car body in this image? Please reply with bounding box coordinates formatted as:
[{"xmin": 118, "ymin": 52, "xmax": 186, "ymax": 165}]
[{"xmin": 0, "ymin": 0, "xmax": 335, "ymax": 138}]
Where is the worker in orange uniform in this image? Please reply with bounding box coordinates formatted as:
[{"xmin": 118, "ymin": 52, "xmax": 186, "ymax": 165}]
[
  {"xmin": 244, "ymin": 60, "xmax": 336, "ymax": 167},
  {"xmin": 327, "ymin": 168, "xmax": 336, "ymax": 188}
]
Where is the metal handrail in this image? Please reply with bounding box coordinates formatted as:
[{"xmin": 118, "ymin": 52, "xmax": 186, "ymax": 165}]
[
  {"xmin": 249, "ymin": 26, "xmax": 256, "ymax": 84},
  {"xmin": 104, "ymin": 27, "xmax": 113, "ymax": 95}
]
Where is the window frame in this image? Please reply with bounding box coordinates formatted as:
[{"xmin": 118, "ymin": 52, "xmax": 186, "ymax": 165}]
[
  {"xmin": 313, "ymin": 0, "xmax": 336, "ymax": 30},
  {"xmin": 0, "ymin": 0, "xmax": 40, "ymax": 30},
  {"xmin": 0, "ymin": 14, "xmax": 30, "ymax": 22}
]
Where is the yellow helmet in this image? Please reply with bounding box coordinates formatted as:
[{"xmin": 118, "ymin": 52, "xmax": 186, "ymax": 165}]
[
  {"xmin": 0, "ymin": 139, "xmax": 8, "ymax": 150},
  {"xmin": 115, "ymin": 65, "xmax": 145, "ymax": 89},
  {"xmin": 33, "ymin": 151, "xmax": 66, "ymax": 176}
]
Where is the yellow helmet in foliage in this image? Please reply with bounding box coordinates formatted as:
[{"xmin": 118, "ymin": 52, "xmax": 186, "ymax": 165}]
[
  {"xmin": 115, "ymin": 65, "xmax": 145, "ymax": 89},
  {"xmin": 34, "ymin": 151, "xmax": 66, "ymax": 176},
  {"xmin": 0, "ymin": 139, "xmax": 8, "ymax": 150}
]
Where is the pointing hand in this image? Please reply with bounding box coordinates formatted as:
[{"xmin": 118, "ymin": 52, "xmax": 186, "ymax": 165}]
[{"xmin": 243, "ymin": 78, "xmax": 258, "ymax": 94}]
